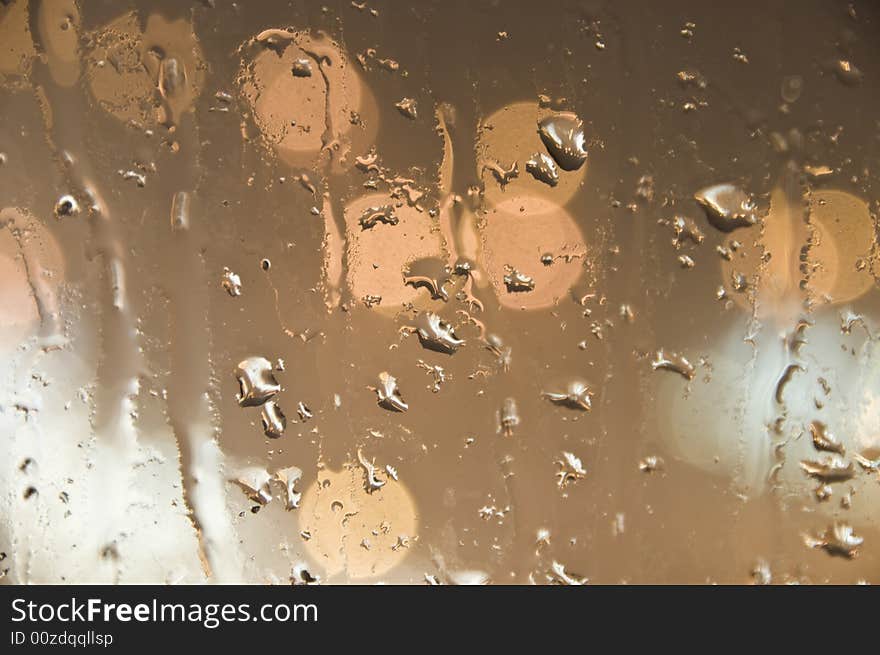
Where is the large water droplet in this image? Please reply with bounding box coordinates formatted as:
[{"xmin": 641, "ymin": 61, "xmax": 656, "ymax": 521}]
[
  {"xmin": 235, "ymin": 357, "xmax": 281, "ymax": 407},
  {"xmin": 537, "ymin": 112, "xmax": 588, "ymax": 171}
]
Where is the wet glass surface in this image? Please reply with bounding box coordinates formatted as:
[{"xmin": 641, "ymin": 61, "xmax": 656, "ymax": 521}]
[{"xmin": 1, "ymin": 0, "xmax": 879, "ymax": 584}]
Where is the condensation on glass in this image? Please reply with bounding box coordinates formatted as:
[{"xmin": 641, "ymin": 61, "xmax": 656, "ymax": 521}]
[{"xmin": 0, "ymin": 0, "xmax": 879, "ymax": 584}]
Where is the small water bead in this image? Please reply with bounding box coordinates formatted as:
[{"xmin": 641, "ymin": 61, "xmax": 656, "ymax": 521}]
[
  {"xmin": 54, "ymin": 195, "xmax": 80, "ymax": 218},
  {"xmin": 394, "ymin": 97, "xmax": 418, "ymax": 120},
  {"xmin": 372, "ymin": 372, "xmax": 408, "ymax": 412},
  {"xmin": 555, "ymin": 452, "xmax": 587, "ymax": 487},
  {"xmin": 525, "ymin": 152, "xmax": 559, "ymax": 187},
  {"xmin": 275, "ymin": 466, "xmax": 303, "ymax": 510},
  {"xmin": 804, "ymin": 521, "xmax": 863, "ymax": 558},
  {"xmin": 541, "ymin": 381, "xmax": 593, "ymax": 411},
  {"xmin": 834, "ymin": 59, "xmax": 863, "ymax": 86},
  {"xmin": 499, "ymin": 398, "xmax": 520, "ymax": 436},
  {"xmin": 291, "ymin": 57, "xmax": 313, "ymax": 77},
  {"xmin": 799, "ymin": 455, "xmax": 855, "ymax": 483},
  {"xmin": 503, "ymin": 267, "xmax": 535, "ymax": 292},
  {"xmin": 359, "ymin": 205, "xmax": 398, "ymax": 229}
]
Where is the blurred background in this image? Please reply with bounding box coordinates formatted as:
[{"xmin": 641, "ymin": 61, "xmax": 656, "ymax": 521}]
[{"xmin": 1, "ymin": 0, "xmax": 878, "ymax": 584}]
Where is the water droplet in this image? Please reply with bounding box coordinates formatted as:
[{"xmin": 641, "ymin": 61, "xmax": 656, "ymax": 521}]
[
  {"xmin": 537, "ymin": 112, "xmax": 588, "ymax": 171},
  {"xmin": 447, "ymin": 570, "xmax": 491, "ymax": 585},
  {"xmin": 854, "ymin": 452, "xmax": 880, "ymax": 472},
  {"xmin": 170, "ymin": 190, "xmax": 190, "ymax": 230},
  {"xmin": 403, "ymin": 258, "xmax": 452, "ymax": 301},
  {"xmin": 290, "ymin": 563, "xmax": 320, "ymax": 585},
  {"xmin": 556, "ymin": 451, "xmax": 587, "ymax": 487},
  {"xmin": 751, "ymin": 559, "xmax": 772, "ymax": 585},
  {"xmin": 119, "ymin": 169, "xmax": 147, "ymax": 187},
  {"xmin": 371, "ymin": 372, "xmax": 408, "ymax": 412},
  {"xmin": 235, "ymin": 356, "xmax": 281, "ymax": 406},
  {"xmin": 804, "ymin": 521, "xmax": 863, "ymax": 558},
  {"xmin": 833, "ymin": 59, "xmax": 863, "ymax": 86},
  {"xmin": 359, "ymin": 205, "xmax": 398, "ymax": 229},
  {"xmin": 232, "ymin": 467, "xmax": 273, "ymax": 504},
  {"xmin": 394, "ymin": 97, "xmax": 418, "ymax": 120},
  {"xmin": 159, "ymin": 57, "xmax": 185, "ymax": 99},
  {"xmin": 670, "ymin": 215, "xmax": 705, "ymax": 248},
  {"xmin": 291, "ymin": 57, "xmax": 313, "ymax": 77},
  {"xmin": 541, "ymin": 380, "xmax": 593, "ymax": 411},
  {"xmin": 680, "ymin": 21, "xmax": 696, "ymax": 39},
  {"xmin": 809, "ymin": 421, "xmax": 845, "ymax": 454},
  {"xmin": 547, "ymin": 560, "xmax": 588, "ymax": 585},
  {"xmin": 731, "ymin": 271, "xmax": 748, "ymax": 292},
  {"xmin": 261, "ymin": 399, "xmax": 287, "ymax": 438},
  {"xmin": 482, "ymin": 159, "xmax": 519, "ymax": 188},
  {"xmin": 54, "ymin": 194, "xmax": 80, "ymax": 218},
  {"xmin": 799, "ymin": 455, "xmax": 855, "ymax": 483},
  {"xmin": 651, "ymin": 349, "xmax": 695, "ymax": 380},
  {"xmin": 498, "ymin": 397, "xmax": 520, "ymax": 436},
  {"xmin": 296, "ymin": 401, "xmax": 312, "ymax": 422},
  {"xmin": 503, "ymin": 266, "xmax": 535, "ymax": 292},
  {"xmin": 840, "ymin": 309, "xmax": 865, "ymax": 334},
  {"xmin": 804, "ymin": 164, "xmax": 833, "ymax": 180},
  {"xmin": 775, "ymin": 363, "xmax": 803, "ymax": 403},
  {"xmin": 357, "ymin": 449, "xmax": 386, "ymax": 493},
  {"xmin": 275, "ymin": 466, "xmax": 303, "ymax": 509},
  {"xmin": 638, "ymin": 455, "xmax": 664, "ymax": 473},
  {"xmin": 694, "ymin": 183, "xmax": 758, "ymax": 232},
  {"xmin": 412, "ymin": 312, "xmax": 464, "ymax": 354},
  {"xmin": 417, "ymin": 360, "xmax": 447, "ymax": 393},
  {"xmin": 221, "ymin": 267, "xmax": 242, "ymax": 297},
  {"xmin": 525, "ymin": 152, "xmax": 560, "ymax": 187}
]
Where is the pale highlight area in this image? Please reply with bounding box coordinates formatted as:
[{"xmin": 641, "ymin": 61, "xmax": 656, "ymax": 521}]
[
  {"xmin": 0, "ymin": 208, "xmax": 64, "ymax": 351},
  {"xmin": 655, "ymin": 318, "xmax": 880, "ymax": 522},
  {"xmin": 299, "ymin": 467, "xmax": 418, "ymax": 580},
  {"xmin": 0, "ymin": 209, "xmax": 208, "ymax": 583},
  {"xmin": 478, "ymin": 196, "xmax": 587, "ymax": 310}
]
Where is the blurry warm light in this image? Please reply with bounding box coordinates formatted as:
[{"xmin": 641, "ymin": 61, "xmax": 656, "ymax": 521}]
[
  {"xmin": 0, "ymin": 207, "xmax": 64, "ymax": 348},
  {"xmin": 240, "ymin": 31, "xmax": 378, "ymax": 171},
  {"xmin": 478, "ymin": 195, "xmax": 587, "ymax": 310},
  {"xmin": 721, "ymin": 186, "xmax": 875, "ymax": 317},
  {"xmin": 299, "ymin": 466, "xmax": 417, "ymax": 580},
  {"xmin": 344, "ymin": 192, "xmax": 443, "ymax": 310}
]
